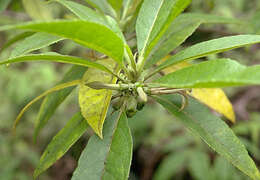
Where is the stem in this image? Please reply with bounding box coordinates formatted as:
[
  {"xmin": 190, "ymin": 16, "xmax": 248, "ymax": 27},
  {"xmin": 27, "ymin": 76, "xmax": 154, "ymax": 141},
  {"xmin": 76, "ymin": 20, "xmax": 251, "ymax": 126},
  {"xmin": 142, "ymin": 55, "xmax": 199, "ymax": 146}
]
[
  {"xmin": 147, "ymin": 88, "xmax": 187, "ymax": 95},
  {"xmin": 86, "ymin": 81, "xmax": 134, "ymax": 90}
]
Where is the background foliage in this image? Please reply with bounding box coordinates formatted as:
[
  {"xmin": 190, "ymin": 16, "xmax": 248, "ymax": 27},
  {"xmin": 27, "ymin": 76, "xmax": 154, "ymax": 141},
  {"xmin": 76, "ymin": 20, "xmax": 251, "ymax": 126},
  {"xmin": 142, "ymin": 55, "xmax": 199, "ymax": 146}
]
[{"xmin": 0, "ymin": 0, "xmax": 260, "ymax": 179}]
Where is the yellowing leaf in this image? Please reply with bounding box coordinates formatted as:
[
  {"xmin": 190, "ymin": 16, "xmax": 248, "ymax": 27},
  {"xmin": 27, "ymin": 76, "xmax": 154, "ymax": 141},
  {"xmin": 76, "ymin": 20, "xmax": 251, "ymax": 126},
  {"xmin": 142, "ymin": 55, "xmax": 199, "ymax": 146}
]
[
  {"xmin": 78, "ymin": 59, "xmax": 118, "ymax": 138},
  {"xmin": 190, "ymin": 88, "xmax": 235, "ymax": 123},
  {"xmin": 159, "ymin": 58, "xmax": 235, "ymax": 123}
]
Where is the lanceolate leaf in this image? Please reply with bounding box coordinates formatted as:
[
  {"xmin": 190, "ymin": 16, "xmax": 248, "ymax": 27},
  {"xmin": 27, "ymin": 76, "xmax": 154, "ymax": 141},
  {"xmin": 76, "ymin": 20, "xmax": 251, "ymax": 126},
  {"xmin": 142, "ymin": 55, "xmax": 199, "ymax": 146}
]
[
  {"xmin": 154, "ymin": 35, "xmax": 260, "ymax": 74},
  {"xmin": 160, "ymin": 60, "xmax": 235, "ymax": 123},
  {"xmin": 55, "ymin": 0, "xmax": 107, "ymax": 25},
  {"xmin": 188, "ymin": 151, "xmax": 212, "ymax": 180},
  {"xmin": 127, "ymin": 0, "xmax": 143, "ymax": 15},
  {"xmin": 146, "ymin": 20, "xmax": 201, "ymax": 68},
  {"xmin": 22, "ymin": 0, "xmax": 52, "ymax": 21},
  {"xmin": 152, "ymin": 59, "xmax": 260, "ymax": 88},
  {"xmin": 0, "ymin": 32, "xmax": 34, "ymax": 53},
  {"xmin": 105, "ymin": 16, "xmax": 126, "ymax": 42},
  {"xmin": 85, "ymin": 0, "xmax": 116, "ymax": 18},
  {"xmin": 56, "ymin": 0, "xmax": 126, "ymax": 42},
  {"xmin": 214, "ymin": 156, "xmax": 242, "ymax": 180},
  {"xmin": 13, "ymin": 80, "xmax": 81, "ymax": 130},
  {"xmin": 10, "ymin": 32, "xmax": 63, "ymax": 57},
  {"xmin": 0, "ymin": 54, "xmax": 115, "ymax": 75},
  {"xmin": 190, "ymin": 88, "xmax": 236, "ymax": 123},
  {"xmin": 34, "ymin": 65, "xmax": 87, "ymax": 142},
  {"xmin": 154, "ymin": 150, "xmax": 190, "ymax": 180},
  {"xmin": 180, "ymin": 13, "xmax": 242, "ymax": 24},
  {"xmin": 79, "ymin": 59, "xmax": 118, "ymax": 138},
  {"xmin": 191, "ymin": 89, "xmax": 235, "ymax": 123},
  {"xmin": 136, "ymin": 0, "xmax": 191, "ymax": 59},
  {"xmin": 34, "ymin": 112, "xmax": 88, "ymax": 179},
  {"xmin": 122, "ymin": 0, "xmax": 132, "ymax": 18},
  {"xmin": 145, "ymin": 13, "xmax": 240, "ymax": 68},
  {"xmin": 154, "ymin": 95, "xmax": 260, "ymax": 179},
  {"xmin": 0, "ymin": 20, "xmax": 124, "ymax": 63},
  {"xmin": 72, "ymin": 111, "xmax": 133, "ymax": 180},
  {"xmin": 107, "ymin": 0, "xmax": 123, "ymax": 16},
  {"xmin": 123, "ymin": 0, "xmax": 143, "ymax": 34}
]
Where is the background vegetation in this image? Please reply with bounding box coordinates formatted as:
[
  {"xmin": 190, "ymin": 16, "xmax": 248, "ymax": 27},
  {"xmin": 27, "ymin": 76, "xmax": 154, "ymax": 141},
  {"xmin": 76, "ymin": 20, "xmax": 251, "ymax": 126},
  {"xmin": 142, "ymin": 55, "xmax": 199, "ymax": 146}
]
[{"xmin": 0, "ymin": 0, "xmax": 260, "ymax": 179}]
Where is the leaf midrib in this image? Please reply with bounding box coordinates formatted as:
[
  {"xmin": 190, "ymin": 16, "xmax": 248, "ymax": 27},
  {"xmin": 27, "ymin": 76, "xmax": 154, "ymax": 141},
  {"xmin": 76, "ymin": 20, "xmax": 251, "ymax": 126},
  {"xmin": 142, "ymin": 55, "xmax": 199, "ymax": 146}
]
[
  {"xmin": 140, "ymin": 0, "xmax": 164, "ymax": 57},
  {"xmin": 154, "ymin": 96, "xmax": 256, "ymax": 178}
]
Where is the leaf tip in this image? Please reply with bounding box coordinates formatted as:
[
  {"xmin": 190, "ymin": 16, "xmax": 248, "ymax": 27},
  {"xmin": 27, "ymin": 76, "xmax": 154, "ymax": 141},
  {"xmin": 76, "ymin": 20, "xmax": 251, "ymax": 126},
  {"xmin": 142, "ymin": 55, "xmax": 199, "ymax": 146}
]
[
  {"xmin": 96, "ymin": 130, "xmax": 103, "ymax": 139},
  {"xmin": 226, "ymin": 107, "xmax": 236, "ymax": 124}
]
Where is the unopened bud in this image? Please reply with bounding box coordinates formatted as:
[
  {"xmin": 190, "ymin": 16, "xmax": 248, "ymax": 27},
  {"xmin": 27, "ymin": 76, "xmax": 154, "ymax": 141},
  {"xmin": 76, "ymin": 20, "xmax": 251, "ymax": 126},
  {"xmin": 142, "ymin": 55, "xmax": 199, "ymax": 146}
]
[
  {"xmin": 126, "ymin": 96, "xmax": 137, "ymax": 118},
  {"xmin": 86, "ymin": 81, "xmax": 106, "ymax": 89},
  {"xmin": 112, "ymin": 97, "xmax": 124, "ymax": 110},
  {"xmin": 137, "ymin": 87, "xmax": 147, "ymax": 103}
]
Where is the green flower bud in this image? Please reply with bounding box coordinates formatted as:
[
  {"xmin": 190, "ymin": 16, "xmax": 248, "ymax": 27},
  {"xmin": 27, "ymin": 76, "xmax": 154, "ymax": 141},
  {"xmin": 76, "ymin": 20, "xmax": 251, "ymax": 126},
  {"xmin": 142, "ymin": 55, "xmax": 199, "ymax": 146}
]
[
  {"xmin": 112, "ymin": 97, "xmax": 124, "ymax": 110},
  {"xmin": 126, "ymin": 96, "xmax": 137, "ymax": 118},
  {"xmin": 137, "ymin": 96, "xmax": 145, "ymax": 111},
  {"xmin": 136, "ymin": 87, "xmax": 147, "ymax": 111},
  {"xmin": 137, "ymin": 87, "xmax": 147, "ymax": 102}
]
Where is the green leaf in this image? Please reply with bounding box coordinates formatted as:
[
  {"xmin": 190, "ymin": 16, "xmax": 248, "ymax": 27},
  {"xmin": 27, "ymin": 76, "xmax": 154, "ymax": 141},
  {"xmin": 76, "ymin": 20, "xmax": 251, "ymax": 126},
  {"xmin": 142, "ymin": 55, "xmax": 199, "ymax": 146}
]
[
  {"xmin": 145, "ymin": 13, "xmax": 241, "ymax": 68},
  {"xmin": 162, "ymin": 135, "xmax": 194, "ymax": 153},
  {"xmin": 72, "ymin": 111, "xmax": 133, "ymax": 180},
  {"xmin": 22, "ymin": 0, "xmax": 52, "ymax": 21},
  {"xmin": 0, "ymin": 0, "xmax": 12, "ymax": 12},
  {"xmin": 55, "ymin": 0, "xmax": 107, "ymax": 25},
  {"xmin": 0, "ymin": 54, "xmax": 115, "ymax": 75},
  {"xmin": 122, "ymin": 0, "xmax": 143, "ymax": 34},
  {"xmin": 154, "ymin": 95, "xmax": 260, "ymax": 179},
  {"xmin": 107, "ymin": 0, "xmax": 123, "ymax": 16},
  {"xmin": 136, "ymin": 0, "xmax": 191, "ymax": 59},
  {"xmin": 79, "ymin": 59, "xmax": 118, "ymax": 138},
  {"xmin": 105, "ymin": 16, "xmax": 126, "ymax": 42},
  {"xmin": 180, "ymin": 13, "xmax": 243, "ymax": 24},
  {"xmin": 188, "ymin": 151, "xmax": 212, "ymax": 180},
  {"xmin": 13, "ymin": 80, "xmax": 81, "ymax": 130},
  {"xmin": 34, "ymin": 112, "xmax": 88, "ymax": 178},
  {"xmin": 159, "ymin": 61, "xmax": 236, "ymax": 122},
  {"xmin": 240, "ymin": 138, "xmax": 260, "ymax": 160},
  {"xmin": 152, "ymin": 59, "xmax": 260, "ymax": 88},
  {"xmin": 10, "ymin": 32, "xmax": 63, "ymax": 58},
  {"xmin": 56, "ymin": 0, "xmax": 126, "ymax": 42},
  {"xmin": 146, "ymin": 19, "xmax": 201, "ymax": 69},
  {"xmin": 122, "ymin": 0, "xmax": 132, "ymax": 20},
  {"xmin": 155, "ymin": 35, "xmax": 260, "ymax": 74},
  {"xmin": 85, "ymin": 0, "xmax": 116, "ymax": 18},
  {"xmin": 0, "ymin": 20, "xmax": 124, "ymax": 63},
  {"xmin": 214, "ymin": 156, "xmax": 244, "ymax": 180},
  {"xmin": 34, "ymin": 65, "xmax": 87, "ymax": 142},
  {"xmin": 0, "ymin": 32, "xmax": 34, "ymax": 53},
  {"xmin": 154, "ymin": 150, "xmax": 190, "ymax": 180}
]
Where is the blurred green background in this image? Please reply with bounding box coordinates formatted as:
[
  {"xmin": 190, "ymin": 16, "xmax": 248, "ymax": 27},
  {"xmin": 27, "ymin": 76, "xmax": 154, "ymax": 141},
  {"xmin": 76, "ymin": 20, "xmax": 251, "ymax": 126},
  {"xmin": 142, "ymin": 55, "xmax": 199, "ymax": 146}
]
[{"xmin": 0, "ymin": 0, "xmax": 260, "ymax": 179}]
